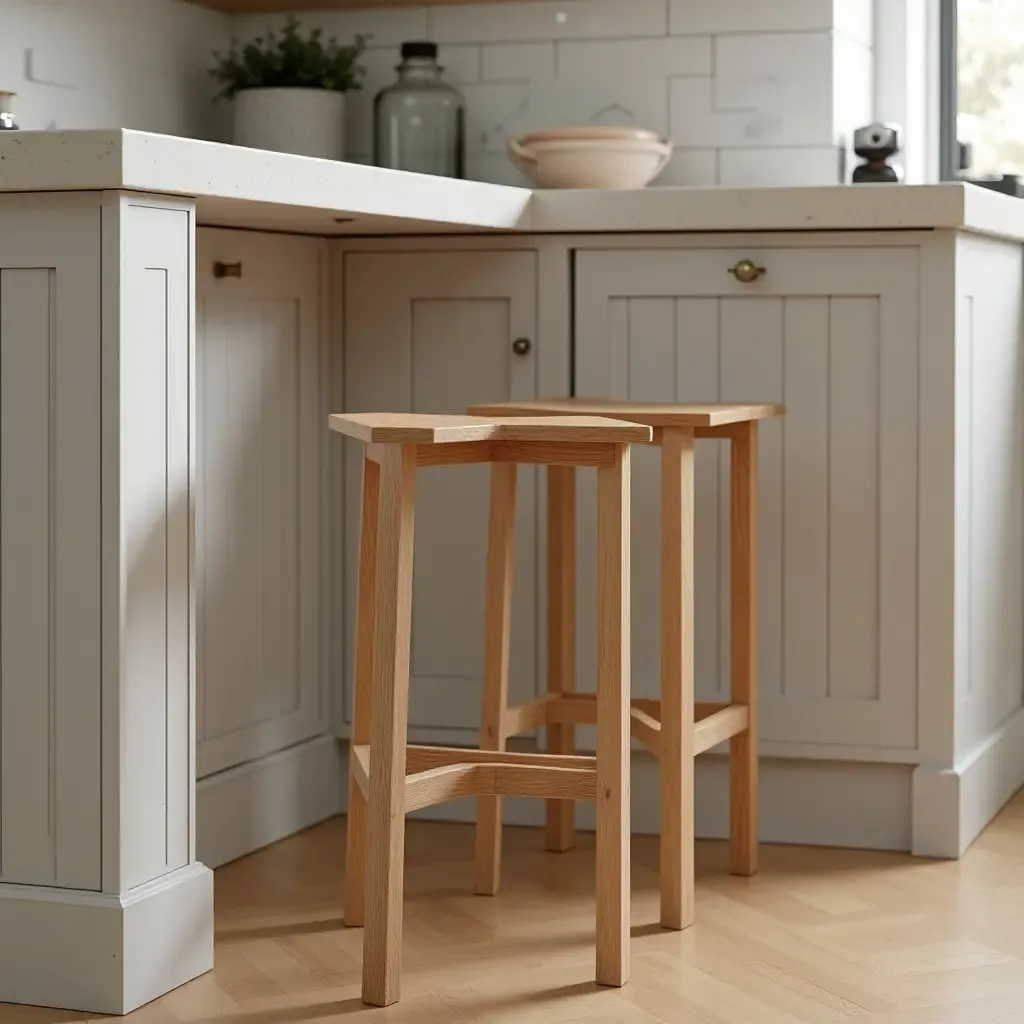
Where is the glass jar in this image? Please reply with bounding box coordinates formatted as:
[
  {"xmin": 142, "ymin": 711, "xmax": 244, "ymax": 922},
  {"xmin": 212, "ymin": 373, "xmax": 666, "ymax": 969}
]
[{"xmin": 374, "ymin": 42, "xmax": 465, "ymax": 178}]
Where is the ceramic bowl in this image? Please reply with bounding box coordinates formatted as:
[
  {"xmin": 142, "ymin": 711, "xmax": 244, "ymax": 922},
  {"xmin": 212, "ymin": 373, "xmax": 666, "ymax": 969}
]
[{"xmin": 507, "ymin": 128, "xmax": 673, "ymax": 189}]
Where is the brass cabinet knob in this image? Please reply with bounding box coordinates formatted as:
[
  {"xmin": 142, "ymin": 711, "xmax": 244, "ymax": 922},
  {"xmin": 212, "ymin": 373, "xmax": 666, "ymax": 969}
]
[
  {"xmin": 512, "ymin": 337, "xmax": 532, "ymax": 356},
  {"xmin": 728, "ymin": 259, "xmax": 767, "ymax": 283},
  {"xmin": 214, "ymin": 261, "xmax": 242, "ymax": 279}
]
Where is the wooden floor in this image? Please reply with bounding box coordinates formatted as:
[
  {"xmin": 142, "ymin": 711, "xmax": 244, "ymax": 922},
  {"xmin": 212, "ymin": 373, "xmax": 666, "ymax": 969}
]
[{"xmin": 8, "ymin": 793, "xmax": 1024, "ymax": 1023}]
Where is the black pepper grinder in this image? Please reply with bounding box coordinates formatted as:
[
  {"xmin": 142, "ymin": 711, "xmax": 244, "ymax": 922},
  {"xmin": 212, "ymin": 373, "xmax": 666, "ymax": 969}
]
[
  {"xmin": 0, "ymin": 91, "xmax": 19, "ymax": 130},
  {"xmin": 851, "ymin": 122, "xmax": 902, "ymax": 183}
]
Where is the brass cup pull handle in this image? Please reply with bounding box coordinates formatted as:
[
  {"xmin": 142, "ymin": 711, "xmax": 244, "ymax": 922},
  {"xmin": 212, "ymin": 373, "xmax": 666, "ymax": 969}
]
[
  {"xmin": 728, "ymin": 259, "xmax": 767, "ymax": 283},
  {"xmin": 214, "ymin": 261, "xmax": 242, "ymax": 279}
]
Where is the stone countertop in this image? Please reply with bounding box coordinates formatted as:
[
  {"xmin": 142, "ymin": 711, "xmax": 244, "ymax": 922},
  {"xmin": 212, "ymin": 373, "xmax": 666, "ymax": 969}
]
[{"xmin": 2, "ymin": 129, "xmax": 1022, "ymax": 241}]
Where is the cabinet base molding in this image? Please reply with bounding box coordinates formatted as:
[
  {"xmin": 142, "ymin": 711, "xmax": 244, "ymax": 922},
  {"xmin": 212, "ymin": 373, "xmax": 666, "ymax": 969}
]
[
  {"xmin": 338, "ymin": 742, "xmax": 914, "ymax": 852},
  {"xmin": 913, "ymin": 704, "xmax": 1024, "ymax": 859},
  {"xmin": 197, "ymin": 734, "xmax": 345, "ymax": 869},
  {"xmin": 0, "ymin": 863, "xmax": 213, "ymax": 1015}
]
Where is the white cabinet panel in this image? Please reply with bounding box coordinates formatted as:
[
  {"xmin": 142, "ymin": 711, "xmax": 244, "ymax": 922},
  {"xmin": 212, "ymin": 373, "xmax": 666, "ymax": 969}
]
[
  {"xmin": 119, "ymin": 202, "xmax": 193, "ymax": 888},
  {"xmin": 0, "ymin": 202, "xmax": 103, "ymax": 888},
  {"xmin": 575, "ymin": 246, "xmax": 920, "ymax": 752},
  {"xmin": 196, "ymin": 230, "xmax": 326, "ymax": 778},
  {"xmin": 342, "ymin": 251, "xmax": 538, "ymax": 736}
]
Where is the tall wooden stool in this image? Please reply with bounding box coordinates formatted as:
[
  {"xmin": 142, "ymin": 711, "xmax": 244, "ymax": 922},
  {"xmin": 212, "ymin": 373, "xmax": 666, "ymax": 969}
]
[
  {"xmin": 331, "ymin": 412, "xmax": 651, "ymax": 1007},
  {"xmin": 467, "ymin": 399, "xmax": 784, "ymax": 931}
]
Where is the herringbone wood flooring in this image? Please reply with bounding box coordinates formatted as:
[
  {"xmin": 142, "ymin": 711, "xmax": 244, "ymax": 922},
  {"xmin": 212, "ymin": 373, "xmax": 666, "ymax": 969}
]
[{"xmin": 7, "ymin": 792, "xmax": 1024, "ymax": 1023}]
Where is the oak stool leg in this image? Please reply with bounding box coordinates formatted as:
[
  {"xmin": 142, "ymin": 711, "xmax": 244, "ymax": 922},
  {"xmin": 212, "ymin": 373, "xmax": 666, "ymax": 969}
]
[
  {"xmin": 545, "ymin": 465, "xmax": 577, "ymax": 852},
  {"xmin": 345, "ymin": 454, "xmax": 380, "ymax": 928},
  {"xmin": 595, "ymin": 444, "xmax": 631, "ymax": 988},
  {"xmin": 362, "ymin": 445, "xmax": 417, "ymax": 1007},
  {"xmin": 659, "ymin": 427, "xmax": 696, "ymax": 929},
  {"xmin": 474, "ymin": 462, "xmax": 518, "ymax": 895},
  {"xmin": 729, "ymin": 422, "xmax": 759, "ymax": 876}
]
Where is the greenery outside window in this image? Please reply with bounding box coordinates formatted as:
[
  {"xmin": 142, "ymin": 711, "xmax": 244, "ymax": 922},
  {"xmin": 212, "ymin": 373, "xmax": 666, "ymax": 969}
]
[{"xmin": 949, "ymin": 0, "xmax": 1024, "ymax": 178}]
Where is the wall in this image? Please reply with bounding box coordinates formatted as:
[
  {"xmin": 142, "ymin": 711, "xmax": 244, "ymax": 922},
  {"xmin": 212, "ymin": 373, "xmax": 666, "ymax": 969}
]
[
  {"xmin": 0, "ymin": 0, "xmax": 227, "ymax": 140},
  {"xmin": 234, "ymin": 0, "xmax": 874, "ymax": 188}
]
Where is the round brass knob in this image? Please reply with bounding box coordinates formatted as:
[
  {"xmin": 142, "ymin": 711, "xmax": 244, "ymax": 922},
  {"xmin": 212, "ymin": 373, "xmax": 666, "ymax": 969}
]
[
  {"xmin": 512, "ymin": 337, "xmax": 532, "ymax": 356},
  {"xmin": 728, "ymin": 259, "xmax": 767, "ymax": 283}
]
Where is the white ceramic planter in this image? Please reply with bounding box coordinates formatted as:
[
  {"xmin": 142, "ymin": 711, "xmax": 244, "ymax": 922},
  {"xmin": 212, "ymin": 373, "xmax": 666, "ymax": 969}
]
[{"xmin": 233, "ymin": 88, "xmax": 345, "ymax": 161}]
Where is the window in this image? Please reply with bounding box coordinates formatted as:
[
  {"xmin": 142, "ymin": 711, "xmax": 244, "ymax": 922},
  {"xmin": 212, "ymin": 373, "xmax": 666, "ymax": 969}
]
[{"xmin": 944, "ymin": 0, "xmax": 1024, "ymax": 178}]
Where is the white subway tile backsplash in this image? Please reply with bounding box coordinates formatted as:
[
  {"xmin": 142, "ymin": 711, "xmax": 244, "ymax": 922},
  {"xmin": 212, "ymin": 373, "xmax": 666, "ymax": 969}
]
[
  {"xmin": 482, "ymin": 43, "xmax": 555, "ymax": 81},
  {"xmin": 557, "ymin": 36, "xmax": 711, "ymax": 80},
  {"xmin": 670, "ymin": 33, "xmax": 834, "ymax": 147},
  {"xmin": 464, "ymin": 76, "xmax": 669, "ymax": 153},
  {"xmin": 224, "ymin": 1, "xmax": 873, "ymax": 190},
  {"xmin": 832, "ymin": 35, "xmax": 872, "ymax": 145},
  {"xmin": 718, "ymin": 146, "xmax": 842, "ymax": 186},
  {"xmin": 429, "ymin": 0, "xmax": 668, "ymax": 45},
  {"xmin": 833, "ymin": 0, "xmax": 873, "ymax": 46},
  {"xmin": 232, "ymin": 8, "xmax": 427, "ymax": 49},
  {"xmin": 439, "ymin": 44, "xmax": 484, "ymax": 83},
  {"xmin": 461, "ymin": 82, "xmax": 530, "ymax": 152},
  {"xmin": 653, "ymin": 148, "xmax": 718, "ymax": 186},
  {"xmin": 669, "ymin": 0, "xmax": 831, "ymax": 35}
]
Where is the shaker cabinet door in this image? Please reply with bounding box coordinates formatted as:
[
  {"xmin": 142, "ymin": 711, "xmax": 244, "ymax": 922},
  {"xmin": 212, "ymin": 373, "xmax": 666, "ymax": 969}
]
[
  {"xmin": 196, "ymin": 229, "xmax": 327, "ymax": 778},
  {"xmin": 575, "ymin": 245, "xmax": 920, "ymax": 753},
  {"xmin": 342, "ymin": 250, "xmax": 539, "ymax": 739}
]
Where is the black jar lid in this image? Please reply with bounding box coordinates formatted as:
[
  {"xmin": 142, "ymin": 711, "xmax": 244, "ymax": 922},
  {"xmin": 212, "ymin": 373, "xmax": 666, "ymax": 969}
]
[{"xmin": 401, "ymin": 41, "xmax": 438, "ymax": 60}]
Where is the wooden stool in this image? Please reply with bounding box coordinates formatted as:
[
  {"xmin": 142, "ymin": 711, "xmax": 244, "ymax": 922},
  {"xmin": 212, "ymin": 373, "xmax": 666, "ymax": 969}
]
[
  {"xmin": 467, "ymin": 399, "xmax": 784, "ymax": 931},
  {"xmin": 330, "ymin": 412, "xmax": 651, "ymax": 1007}
]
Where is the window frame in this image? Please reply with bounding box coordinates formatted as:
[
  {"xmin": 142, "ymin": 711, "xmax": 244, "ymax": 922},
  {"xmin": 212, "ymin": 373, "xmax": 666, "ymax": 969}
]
[{"xmin": 938, "ymin": 0, "xmax": 959, "ymax": 180}]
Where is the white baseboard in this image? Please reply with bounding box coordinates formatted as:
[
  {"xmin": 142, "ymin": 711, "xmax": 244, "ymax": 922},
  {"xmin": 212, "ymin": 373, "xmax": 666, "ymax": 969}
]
[
  {"xmin": 0, "ymin": 863, "xmax": 213, "ymax": 1015},
  {"xmin": 912, "ymin": 704, "xmax": 1024, "ymax": 858},
  {"xmin": 197, "ymin": 733, "xmax": 344, "ymax": 868},
  {"xmin": 339, "ymin": 746, "xmax": 915, "ymax": 853}
]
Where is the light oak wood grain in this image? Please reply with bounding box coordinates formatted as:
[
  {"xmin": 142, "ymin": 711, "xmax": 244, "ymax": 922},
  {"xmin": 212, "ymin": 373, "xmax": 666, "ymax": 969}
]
[
  {"xmin": 328, "ymin": 412, "xmax": 650, "ymax": 445},
  {"xmin": 362, "ymin": 444, "xmax": 416, "ymax": 1007},
  {"xmin": 469, "ymin": 398, "xmax": 785, "ymax": 428},
  {"xmin": 475, "ymin": 462, "xmax": 518, "ymax": 896},
  {"xmin": 404, "ymin": 765, "xmax": 479, "ymax": 813},
  {"xmin": 659, "ymin": 426, "xmax": 696, "ymax": 931},
  {"xmin": 628, "ymin": 707, "xmax": 662, "ymax": 756},
  {"xmin": 344, "ymin": 455, "xmax": 379, "ymax": 928},
  {"xmin": 693, "ymin": 706, "xmax": 750, "ymax": 756},
  {"xmin": 595, "ymin": 444, "xmax": 630, "ymax": 988},
  {"xmin": 405, "ymin": 744, "xmax": 596, "ymax": 773},
  {"xmin": 730, "ymin": 421, "xmax": 760, "ymax": 877},
  {"xmin": 502, "ymin": 696, "xmax": 550, "ymax": 735},
  {"xmin": 10, "ymin": 796, "xmax": 1024, "ymax": 1024},
  {"xmin": 350, "ymin": 744, "xmax": 371, "ymax": 799},
  {"xmin": 546, "ymin": 465, "xmax": 577, "ymax": 853}
]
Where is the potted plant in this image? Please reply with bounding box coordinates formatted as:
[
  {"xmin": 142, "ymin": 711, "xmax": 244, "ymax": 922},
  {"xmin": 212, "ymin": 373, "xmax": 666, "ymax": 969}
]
[{"xmin": 210, "ymin": 17, "xmax": 368, "ymax": 161}]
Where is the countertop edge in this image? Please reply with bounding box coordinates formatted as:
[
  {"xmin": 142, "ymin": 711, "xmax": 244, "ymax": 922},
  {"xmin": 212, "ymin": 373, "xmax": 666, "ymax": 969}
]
[{"xmin": 3, "ymin": 130, "xmax": 1024, "ymax": 242}]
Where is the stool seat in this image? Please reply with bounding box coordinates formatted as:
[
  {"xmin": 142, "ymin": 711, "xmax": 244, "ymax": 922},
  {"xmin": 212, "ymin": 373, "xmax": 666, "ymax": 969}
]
[
  {"xmin": 467, "ymin": 399, "xmax": 784, "ymax": 429},
  {"xmin": 329, "ymin": 411, "xmax": 652, "ymax": 445}
]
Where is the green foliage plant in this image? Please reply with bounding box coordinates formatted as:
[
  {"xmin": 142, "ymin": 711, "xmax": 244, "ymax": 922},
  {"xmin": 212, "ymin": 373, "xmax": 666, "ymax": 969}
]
[{"xmin": 210, "ymin": 17, "xmax": 368, "ymax": 100}]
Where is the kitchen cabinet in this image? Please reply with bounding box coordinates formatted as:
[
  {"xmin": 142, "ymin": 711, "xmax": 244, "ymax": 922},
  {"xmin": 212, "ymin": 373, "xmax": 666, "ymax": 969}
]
[
  {"xmin": 196, "ymin": 229, "xmax": 328, "ymax": 777},
  {"xmin": 341, "ymin": 250, "xmax": 542, "ymax": 740},
  {"xmin": 7, "ymin": 130, "xmax": 1024, "ymax": 1016},
  {"xmin": 574, "ymin": 245, "xmax": 920, "ymax": 754}
]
